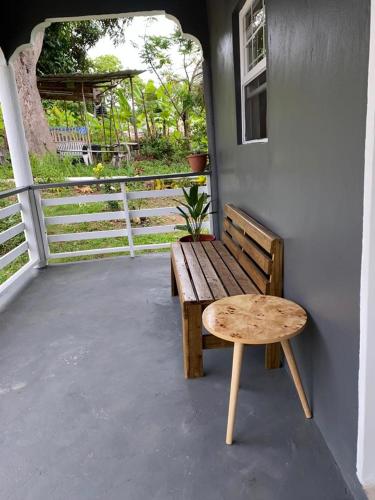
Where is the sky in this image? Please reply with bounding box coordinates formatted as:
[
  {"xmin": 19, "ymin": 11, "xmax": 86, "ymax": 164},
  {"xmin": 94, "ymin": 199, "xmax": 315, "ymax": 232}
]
[{"xmin": 88, "ymin": 15, "xmax": 196, "ymax": 83}]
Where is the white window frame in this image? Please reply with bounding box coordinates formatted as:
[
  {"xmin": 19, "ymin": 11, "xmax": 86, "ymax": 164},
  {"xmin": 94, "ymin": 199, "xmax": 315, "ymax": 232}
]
[{"xmin": 239, "ymin": 0, "xmax": 268, "ymax": 144}]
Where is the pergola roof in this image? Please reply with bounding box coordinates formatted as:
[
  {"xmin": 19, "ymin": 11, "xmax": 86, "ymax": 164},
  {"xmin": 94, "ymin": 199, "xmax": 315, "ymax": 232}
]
[{"xmin": 37, "ymin": 69, "xmax": 145, "ymax": 102}]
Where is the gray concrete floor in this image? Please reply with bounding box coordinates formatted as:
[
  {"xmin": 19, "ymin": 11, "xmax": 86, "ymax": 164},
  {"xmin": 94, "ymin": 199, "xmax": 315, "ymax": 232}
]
[{"xmin": 0, "ymin": 254, "xmax": 353, "ymax": 500}]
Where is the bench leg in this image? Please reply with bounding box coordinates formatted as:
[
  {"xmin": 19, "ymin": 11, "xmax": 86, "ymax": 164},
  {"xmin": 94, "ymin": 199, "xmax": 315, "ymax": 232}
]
[
  {"xmin": 171, "ymin": 259, "xmax": 178, "ymax": 297},
  {"xmin": 182, "ymin": 303, "xmax": 203, "ymax": 378},
  {"xmin": 265, "ymin": 342, "xmax": 282, "ymax": 369}
]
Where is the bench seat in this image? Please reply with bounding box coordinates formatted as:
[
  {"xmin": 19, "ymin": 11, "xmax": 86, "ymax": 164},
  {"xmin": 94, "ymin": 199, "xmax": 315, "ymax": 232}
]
[{"xmin": 171, "ymin": 204, "xmax": 283, "ymax": 378}]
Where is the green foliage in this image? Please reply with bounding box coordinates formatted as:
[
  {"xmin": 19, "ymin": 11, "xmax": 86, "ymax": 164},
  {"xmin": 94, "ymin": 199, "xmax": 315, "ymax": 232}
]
[
  {"xmin": 92, "ymin": 162, "xmax": 105, "ymax": 179},
  {"xmin": 30, "ymin": 154, "xmax": 77, "ymax": 183},
  {"xmin": 3, "ymin": 153, "xmax": 189, "ymax": 183},
  {"xmin": 140, "ymin": 136, "xmax": 173, "ymax": 160},
  {"xmin": 137, "ymin": 27, "xmax": 205, "ymax": 146},
  {"xmin": 33, "ymin": 17, "xmax": 208, "ymax": 158},
  {"xmin": 140, "ymin": 135, "xmax": 190, "ymax": 161},
  {"xmin": 104, "ymin": 183, "xmax": 121, "ymax": 211},
  {"xmin": 175, "ymin": 185, "xmax": 211, "ymax": 241},
  {"xmin": 89, "ymin": 54, "xmax": 123, "ymax": 73},
  {"xmin": 0, "ymin": 218, "xmax": 25, "ymax": 256},
  {"xmin": 37, "ymin": 19, "xmax": 131, "ymax": 76}
]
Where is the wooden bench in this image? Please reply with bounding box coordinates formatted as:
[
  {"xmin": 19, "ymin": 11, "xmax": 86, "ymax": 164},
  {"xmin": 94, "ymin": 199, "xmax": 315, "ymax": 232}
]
[
  {"xmin": 50, "ymin": 128, "xmax": 92, "ymax": 165},
  {"xmin": 171, "ymin": 203, "xmax": 283, "ymax": 378}
]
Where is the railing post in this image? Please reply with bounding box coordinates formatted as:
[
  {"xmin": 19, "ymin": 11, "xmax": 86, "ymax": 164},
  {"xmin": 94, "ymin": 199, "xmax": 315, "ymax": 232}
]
[
  {"xmin": 206, "ymin": 174, "xmax": 214, "ymax": 235},
  {"xmin": 29, "ymin": 189, "xmax": 49, "ymax": 267},
  {"xmin": 120, "ymin": 182, "xmax": 135, "ymax": 258},
  {"xmin": 0, "ymin": 63, "xmax": 42, "ymax": 266}
]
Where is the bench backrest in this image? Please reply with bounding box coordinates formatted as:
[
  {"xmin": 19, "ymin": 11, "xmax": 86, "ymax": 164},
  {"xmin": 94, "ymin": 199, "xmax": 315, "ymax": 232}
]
[
  {"xmin": 221, "ymin": 204, "xmax": 283, "ymax": 296},
  {"xmin": 50, "ymin": 128, "xmax": 88, "ymax": 144},
  {"xmin": 56, "ymin": 141, "xmax": 85, "ymax": 157}
]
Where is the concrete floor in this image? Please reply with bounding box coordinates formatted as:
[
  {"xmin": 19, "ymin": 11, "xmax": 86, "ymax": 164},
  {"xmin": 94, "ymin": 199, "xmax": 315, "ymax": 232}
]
[{"xmin": 0, "ymin": 254, "xmax": 353, "ymax": 500}]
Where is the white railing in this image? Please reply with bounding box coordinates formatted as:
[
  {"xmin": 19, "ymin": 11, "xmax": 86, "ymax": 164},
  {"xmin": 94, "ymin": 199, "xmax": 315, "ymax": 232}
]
[
  {"xmin": 0, "ymin": 171, "xmax": 213, "ymax": 296},
  {"xmin": 37, "ymin": 178, "xmax": 211, "ymax": 260},
  {"xmin": 0, "ymin": 187, "xmax": 37, "ymax": 295}
]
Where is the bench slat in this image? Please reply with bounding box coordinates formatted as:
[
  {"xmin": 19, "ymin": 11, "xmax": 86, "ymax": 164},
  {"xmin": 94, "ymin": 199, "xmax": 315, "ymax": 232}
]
[
  {"xmin": 222, "ymin": 233, "xmax": 269, "ymax": 294},
  {"xmin": 223, "ymin": 218, "xmax": 272, "ymax": 274},
  {"xmin": 191, "ymin": 242, "xmax": 227, "ymax": 300},
  {"xmin": 171, "ymin": 243, "xmax": 196, "ymax": 303},
  {"xmin": 181, "ymin": 243, "xmax": 213, "ymax": 302},
  {"xmin": 225, "ymin": 204, "xmax": 276, "ymax": 253},
  {"xmin": 201, "ymin": 241, "xmax": 243, "ymax": 296},
  {"xmin": 211, "ymin": 241, "xmax": 259, "ymax": 294}
]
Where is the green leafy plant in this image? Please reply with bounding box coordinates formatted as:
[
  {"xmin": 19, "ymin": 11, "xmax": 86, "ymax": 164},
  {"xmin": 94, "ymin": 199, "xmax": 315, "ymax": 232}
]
[
  {"xmin": 92, "ymin": 162, "xmax": 105, "ymax": 179},
  {"xmin": 104, "ymin": 183, "xmax": 120, "ymax": 211},
  {"xmin": 175, "ymin": 184, "xmax": 211, "ymax": 241}
]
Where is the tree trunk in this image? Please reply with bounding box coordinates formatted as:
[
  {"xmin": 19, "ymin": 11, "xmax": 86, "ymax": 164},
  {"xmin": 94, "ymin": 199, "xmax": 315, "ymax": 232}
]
[
  {"xmin": 141, "ymin": 91, "xmax": 152, "ymax": 136},
  {"xmin": 11, "ymin": 30, "xmax": 56, "ymax": 156},
  {"xmin": 182, "ymin": 112, "xmax": 189, "ymax": 137}
]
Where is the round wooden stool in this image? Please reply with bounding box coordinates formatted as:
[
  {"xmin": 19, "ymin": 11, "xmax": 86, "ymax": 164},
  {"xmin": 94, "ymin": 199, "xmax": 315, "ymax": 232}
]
[{"xmin": 202, "ymin": 294, "xmax": 312, "ymax": 445}]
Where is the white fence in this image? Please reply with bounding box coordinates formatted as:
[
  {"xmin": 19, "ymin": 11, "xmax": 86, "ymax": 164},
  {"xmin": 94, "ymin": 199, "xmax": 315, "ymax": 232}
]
[
  {"xmin": 0, "ymin": 173, "xmax": 213, "ymax": 296},
  {"xmin": 0, "ymin": 188, "xmax": 37, "ymax": 295},
  {"xmin": 39, "ymin": 182, "xmax": 211, "ymax": 260}
]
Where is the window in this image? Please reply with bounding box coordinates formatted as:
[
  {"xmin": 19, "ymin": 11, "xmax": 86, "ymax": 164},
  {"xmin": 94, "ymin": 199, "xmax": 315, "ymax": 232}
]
[{"xmin": 239, "ymin": 0, "xmax": 267, "ymax": 143}]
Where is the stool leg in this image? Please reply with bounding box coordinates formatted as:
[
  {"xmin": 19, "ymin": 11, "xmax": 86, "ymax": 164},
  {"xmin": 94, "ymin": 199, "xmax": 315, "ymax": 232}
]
[
  {"xmin": 226, "ymin": 342, "xmax": 245, "ymax": 445},
  {"xmin": 281, "ymin": 340, "xmax": 312, "ymax": 418}
]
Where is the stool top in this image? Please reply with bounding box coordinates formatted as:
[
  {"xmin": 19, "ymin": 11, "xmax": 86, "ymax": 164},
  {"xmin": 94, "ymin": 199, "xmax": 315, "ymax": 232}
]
[{"xmin": 202, "ymin": 294, "xmax": 307, "ymax": 345}]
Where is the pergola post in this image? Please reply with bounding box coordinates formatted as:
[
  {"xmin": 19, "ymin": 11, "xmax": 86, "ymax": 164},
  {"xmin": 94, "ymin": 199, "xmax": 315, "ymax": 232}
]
[
  {"xmin": 0, "ymin": 62, "xmax": 44, "ymax": 267},
  {"xmin": 129, "ymin": 77, "xmax": 139, "ymax": 145}
]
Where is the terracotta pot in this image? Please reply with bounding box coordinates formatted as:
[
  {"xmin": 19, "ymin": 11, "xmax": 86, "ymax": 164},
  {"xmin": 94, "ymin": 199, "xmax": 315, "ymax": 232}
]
[
  {"xmin": 179, "ymin": 234, "xmax": 216, "ymax": 242},
  {"xmin": 187, "ymin": 153, "xmax": 208, "ymax": 173}
]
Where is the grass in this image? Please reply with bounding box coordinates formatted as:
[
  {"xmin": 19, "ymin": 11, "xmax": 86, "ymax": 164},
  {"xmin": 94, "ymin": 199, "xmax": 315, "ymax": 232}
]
[
  {"xmin": 49, "ymin": 231, "xmax": 187, "ymax": 264},
  {"xmin": 0, "ymin": 156, "xmax": 190, "ymax": 184},
  {"xmin": 0, "ymin": 154, "xmax": 205, "ymax": 285}
]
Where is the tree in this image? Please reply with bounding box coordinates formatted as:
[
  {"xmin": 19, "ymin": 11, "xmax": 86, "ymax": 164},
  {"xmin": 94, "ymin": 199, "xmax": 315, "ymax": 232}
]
[
  {"xmin": 37, "ymin": 20, "xmax": 129, "ymax": 76},
  {"xmin": 12, "ymin": 30, "xmax": 56, "ymax": 155},
  {"xmin": 12, "ymin": 19, "xmax": 131, "ymax": 156},
  {"xmin": 88, "ymin": 54, "xmax": 122, "ymax": 73},
  {"xmin": 138, "ymin": 27, "xmax": 204, "ymax": 145}
]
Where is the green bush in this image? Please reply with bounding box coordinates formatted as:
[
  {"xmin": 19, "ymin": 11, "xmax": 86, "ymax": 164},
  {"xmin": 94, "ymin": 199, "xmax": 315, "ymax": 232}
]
[
  {"xmin": 139, "ymin": 136, "xmax": 190, "ymax": 162},
  {"xmin": 140, "ymin": 136, "xmax": 175, "ymax": 160}
]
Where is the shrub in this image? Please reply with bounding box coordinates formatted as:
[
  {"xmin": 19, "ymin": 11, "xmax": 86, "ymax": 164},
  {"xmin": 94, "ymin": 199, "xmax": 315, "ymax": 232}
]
[{"xmin": 140, "ymin": 136, "xmax": 175, "ymax": 160}]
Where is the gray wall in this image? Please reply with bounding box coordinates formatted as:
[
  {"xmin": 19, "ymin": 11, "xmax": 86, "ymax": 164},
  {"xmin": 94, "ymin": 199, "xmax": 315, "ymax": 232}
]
[{"xmin": 206, "ymin": 0, "xmax": 369, "ymax": 497}]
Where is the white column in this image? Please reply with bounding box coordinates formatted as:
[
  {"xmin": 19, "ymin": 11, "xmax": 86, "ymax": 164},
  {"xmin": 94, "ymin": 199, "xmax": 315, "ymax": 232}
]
[
  {"xmin": 357, "ymin": 0, "xmax": 375, "ymax": 492},
  {"xmin": 0, "ymin": 63, "xmax": 41, "ymax": 265}
]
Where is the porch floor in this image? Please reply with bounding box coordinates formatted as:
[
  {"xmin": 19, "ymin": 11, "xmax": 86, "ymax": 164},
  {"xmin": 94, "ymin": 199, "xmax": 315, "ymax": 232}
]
[{"xmin": 0, "ymin": 254, "xmax": 353, "ymax": 500}]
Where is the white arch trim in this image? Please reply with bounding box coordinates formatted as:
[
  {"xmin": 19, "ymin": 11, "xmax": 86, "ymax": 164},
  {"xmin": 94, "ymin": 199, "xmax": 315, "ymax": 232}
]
[
  {"xmin": 357, "ymin": 0, "xmax": 375, "ymax": 495},
  {"xmin": 8, "ymin": 10, "xmax": 203, "ymax": 64}
]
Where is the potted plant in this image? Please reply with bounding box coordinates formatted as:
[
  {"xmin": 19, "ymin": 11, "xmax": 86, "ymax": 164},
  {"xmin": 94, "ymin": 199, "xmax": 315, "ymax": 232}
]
[
  {"xmin": 186, "ymin": 148, "xmax": 209, "ymax": 173},
  {"xmin": 175, "ymin": 185, "xmax": 215, "ymax": 242}
]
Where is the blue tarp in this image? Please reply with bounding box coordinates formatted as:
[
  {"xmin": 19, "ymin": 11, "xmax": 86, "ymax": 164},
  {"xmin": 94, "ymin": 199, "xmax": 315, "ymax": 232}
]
[{"xmin": 50, "ymin": 126, "xmax": 88, "ymax": 135}]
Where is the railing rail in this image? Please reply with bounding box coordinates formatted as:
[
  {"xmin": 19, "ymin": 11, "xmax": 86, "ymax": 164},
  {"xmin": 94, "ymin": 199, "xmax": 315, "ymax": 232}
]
[
  {"xmin": 30, "ymin": 170, "xmax": 209, "ymax": 190},
  {"xmin": 0, "ymin": 186, "xmax": 29, "ymax": 200},
  {"xmin": 0, "ymin": 170, "xmax": 213, "ymax": 295}
]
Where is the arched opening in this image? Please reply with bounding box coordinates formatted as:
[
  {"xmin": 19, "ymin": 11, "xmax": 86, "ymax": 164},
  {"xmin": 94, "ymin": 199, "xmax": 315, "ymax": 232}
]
[{"xmin": 0, "ymin": 9, "xmax": 217, "ymax": 285}]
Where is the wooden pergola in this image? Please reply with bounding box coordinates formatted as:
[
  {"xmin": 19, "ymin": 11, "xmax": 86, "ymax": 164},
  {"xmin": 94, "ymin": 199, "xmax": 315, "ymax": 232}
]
[
  {"xmin": 37, "ymin": 69, "xmax": 144, "ymax": 153},
  {"xmin": 37, "ymin": 70, "xmax": 144, "ymax": 102}
]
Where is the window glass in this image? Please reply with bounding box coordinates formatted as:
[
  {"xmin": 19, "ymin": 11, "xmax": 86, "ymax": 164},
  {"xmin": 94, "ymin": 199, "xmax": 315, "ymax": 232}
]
[
  {"xmin": 245, "ymin": 0, "xmax": 266, "ymax": 72},
  {"xmin": 244, "ymin": 71, "xmax": 267, "ymax": 141},
  {"xmin": 240, "ymin": 0, "xmax": 267, "ymax": 142}
]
